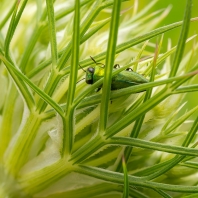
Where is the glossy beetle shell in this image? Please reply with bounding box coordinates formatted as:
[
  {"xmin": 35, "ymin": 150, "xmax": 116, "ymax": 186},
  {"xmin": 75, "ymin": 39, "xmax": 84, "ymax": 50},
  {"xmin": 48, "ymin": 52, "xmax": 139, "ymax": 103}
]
[{"xmin": 86, "ymin": 65, "xmax": 148, "ymax": 90}]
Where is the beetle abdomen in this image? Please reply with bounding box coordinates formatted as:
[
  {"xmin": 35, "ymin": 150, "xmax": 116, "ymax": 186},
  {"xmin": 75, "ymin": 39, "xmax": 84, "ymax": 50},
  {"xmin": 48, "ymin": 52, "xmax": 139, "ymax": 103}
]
[{"xmin": 111, "ymin": 70, "xmax": 148, "ymax": 90}]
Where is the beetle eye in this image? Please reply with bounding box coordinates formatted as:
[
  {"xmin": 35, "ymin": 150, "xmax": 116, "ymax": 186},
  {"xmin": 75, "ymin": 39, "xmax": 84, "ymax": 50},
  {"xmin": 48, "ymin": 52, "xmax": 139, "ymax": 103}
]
[
  {"xmin": 114, "ymin": 64, "xmax": 120, "ymax": 69},
  {"xmin": 87, "ymin": 67, "xmax": 95, "ymax": 73},
  {"xmin": 126, "ymin": 68, "xmax": 133, "ymax": 72},
  {"xmin": 86, "ymin": 67, "xmax": 95, "ymax": 84}
]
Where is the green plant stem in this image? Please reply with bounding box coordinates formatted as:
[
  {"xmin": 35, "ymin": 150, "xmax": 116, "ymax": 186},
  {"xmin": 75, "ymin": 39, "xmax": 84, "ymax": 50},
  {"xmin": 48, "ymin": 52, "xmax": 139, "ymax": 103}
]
[
  {"xmin": 4, "ymin": 0, "xmax": 28, "ymax": 63},
  {"xmin": 36, "ymin": 70, "xmax": 62, "ymax": 113},
  {"xmin": 152, "ymin": 188, "xmax": 172, "ymax": 198},
  {"xmin": 46, "ymin": 0, "xmax": 58, "ymax": 67},
  {"xmin": 70, "ymin": 124, "xmax": 198, "ymax": 165},
  {"xmin": 55, "ymin": 0, "xmax": 93, "ymax": 21},
  {"xmin": 19, "ymin": 0, "xmax": 88, "ymax": 71},
  {"xmin": 64, "ymin": 0, "xmax": 80, "ymax": 155},
  {"xmin": 80, "ymin": 18, "xmax": 110, "ymax": 43},
  {"xmin": 0, "ymin": 52, "xmax": 35, "ymax": 110},
  {"xmin": 117, "ymin": 37, "xmax": 162, "ymax": 172},
  {"xmin": 144, "ymin": 116, "xmax": 198, "ymax": 180},
  {"xmin": 4, "ymin": 114, "xmax": 42, "ymax": 176},
  {"xmin": 109, "ymin": 136, "xmax": 198, "ymax": 157},
  {"xmin": 91, "ymin": 18, "xmax": 198, "ymax": 68},
  {"xmin": 0, "ymin": 52, "xmax": 64, "ymax": 116},
  {"xmin": 19, "ymin": 159, "xmax": 73, "ymax": 195},
  {"xmin": 57, "ymin": 0, "xmax": 109, "ymax": 70},
  {"xmin": 38, "ymin": 183, "xmax": 123, "ymax": 198},
  {"xmin": 122, "ymin": 156, "xmax": 129, "ymax": 198},
  {"xmin": 19, "ymin": 23, "xmax": 46, "ymax": 72},
  {"xmin": 105, "ymin": 87, "xmax": 169, "ymax": 138},
  {"xmin": 133, "ymin": 158, "xmax": 174, "ymax": 177},
  {"xmin": 174, "ymin": 84, "xmax": 198, "ymax": 93},
  {"xmin": 26, "ymin": 18, "xmax": 109, "ymax": 78},
  {"xmin": 0, "ymin": 1, "xmax": 16, "ymax": 29},
  {"xmin": 169, "ymin": 0, "xmax": 192, "ymax": 77},
  {"xmin": 27, "ymin": 17, "xmax": 198, "ymax": 79},
  {"xmin": 76, "ymin": 165, "xmax": 198, "ymax": 193},
  {"xmin": 34, "ymin": 0, "xmax": 110, "ymax": 115},
  {"xmin": 99, "ymin": 0, "xmax": 122, "ymax": 132},
  {"xmin": 163, "ymin": 106, "xmax": 198, "ymax": 136},
  {"xmin": 0, "ymin": 85, "xmax": 17, "ymax": 160},
  {"xmin": 171, "ymin": 64, "xmax": 198, "ymax": 90},
  {"xmin": 4, "ymin": 1, "xmax": 19, "ymax": 59},
  {"xmin": 70, "ymin": 135, "xmax": 105, "ymax": 164}
]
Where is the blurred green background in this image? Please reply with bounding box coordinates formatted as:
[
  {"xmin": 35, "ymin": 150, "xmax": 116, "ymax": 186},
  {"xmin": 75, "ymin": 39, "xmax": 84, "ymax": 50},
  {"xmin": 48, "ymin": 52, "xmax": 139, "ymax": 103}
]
[
  {"xmin": 129, "ymin": 0, "xmax": 198, "ymax": 115},
  {"xmin": 153, "ymin": 0, "xmax": 198, "ymax": 115},
  {"xmin": 145, "ymin": 0, "xmax": 198, "ymax": 47}
]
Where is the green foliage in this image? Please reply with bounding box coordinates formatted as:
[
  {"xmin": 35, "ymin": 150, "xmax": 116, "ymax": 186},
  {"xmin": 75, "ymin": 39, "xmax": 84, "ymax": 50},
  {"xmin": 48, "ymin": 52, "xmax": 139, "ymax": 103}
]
[{"xmin": 0, "ymin": 0, "xmax": 198, "ymax": 197}]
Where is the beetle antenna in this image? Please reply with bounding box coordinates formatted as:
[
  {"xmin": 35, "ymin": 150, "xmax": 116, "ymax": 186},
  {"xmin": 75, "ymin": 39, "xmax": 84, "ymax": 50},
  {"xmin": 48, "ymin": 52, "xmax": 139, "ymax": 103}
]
[
  {"xmin": 90, "ymin": 56, "xmax": 105, "ymax": 67},
  {"xmin": 79, "ymin": 64, "xmax": 86, "ymax": 72},
  {"xmin": 77, "ymin": 77, "xmax": 85, "ymax": 84},
  {"xmin": 90, "ymin": 56, "xmax": 97, "ymax": 64}
]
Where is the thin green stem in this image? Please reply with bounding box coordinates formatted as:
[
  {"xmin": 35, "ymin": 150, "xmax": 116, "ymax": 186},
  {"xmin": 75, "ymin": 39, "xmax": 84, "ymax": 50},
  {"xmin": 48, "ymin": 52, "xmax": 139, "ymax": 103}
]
[
  {"xmin": 0, "ymin": 85, "xmax": 18, "ymax": 160},
  {"xmin": 46, "ymin": 0, "xmax": 58, "ymax": 68},
  {"xmin": 122, "ymin": 156, "xmax": 129, "ymax": 198},
  {"xmin": 57, "ymin": 0, "xmax": 107, "ymax": 70},
  {"xmin": 27, "ymin": 18, "xmax": 198, "ymax": 79},
  {"xmin": 174, "ymin": 84, "xmax": 198, "ymax": 94},
  {"xmin": 0, "ymin": 1, "xmax": 16, "ymax": 29},
  {"xmin": 64, "ymin": 0, "xmax": 80, "ymax": 155},
  {"xmin": 169, "ymin": 0, "xmax": 192, "ymax": 77},
  {"xmin": 76, "ymin": 165, "xmax": 198, "ymax": 193},
  {"xmin": 4, "ymin": 0, "xmax": 19, "ymax": 59},
  {"xmin": 4, "ymin": 114, "xmax": 42, "ymax": 175},
  {"xmin": 0, "ymin": 52, "xmax": 35, "ymax": 110},
  {"xmin": 0, "ymin": 54, "xmax": 64, "ymax": 117},
  {"xmin": 19, "ymin": 159, "xmax": 74, "ymax": 195},
  {"xmin": 55, "ymin": 0, "xmax": 93, "ymax": 21},
  {"xmin": 116, "ymin": 37, "xmax": 162, "ymax": 172},
  {"xmin": 91, "ymin": 18, "xmax": 198, "ymax": 69},
  {"xmin": 144, "ymin": 116, "xmax": 198, "ymax": 180},
  {"xmin": 99, "ymin": 0, "xmax": 122, "ymax": 133},
  {"xmin": 105, "ymin": 88, "xmax": 169, "ymax": 138},
  {"xmin": 109, "ymin": 136, "xmax": 198, "ymax": 157}
]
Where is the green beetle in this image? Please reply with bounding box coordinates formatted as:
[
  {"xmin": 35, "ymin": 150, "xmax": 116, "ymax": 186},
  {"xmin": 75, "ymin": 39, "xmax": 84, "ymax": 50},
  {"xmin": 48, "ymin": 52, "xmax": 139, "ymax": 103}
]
[{"xmin": 85, "ymin": 57, "xmax": 148, "ymax": 91}]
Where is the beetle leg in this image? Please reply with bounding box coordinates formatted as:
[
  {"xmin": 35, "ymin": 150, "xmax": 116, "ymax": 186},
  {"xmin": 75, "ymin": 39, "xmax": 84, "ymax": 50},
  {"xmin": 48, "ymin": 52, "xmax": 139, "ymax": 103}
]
[
  {"xmin": 79, "ymin": 64, "xmax": 86, "ymax": 72},
  {"xmin": 113, "ymin": 64, "xmax": 120, "ymax": 69},
  {"xmin": 126, "ymin": 68, "xmax": 133, "ymax": 71}
]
